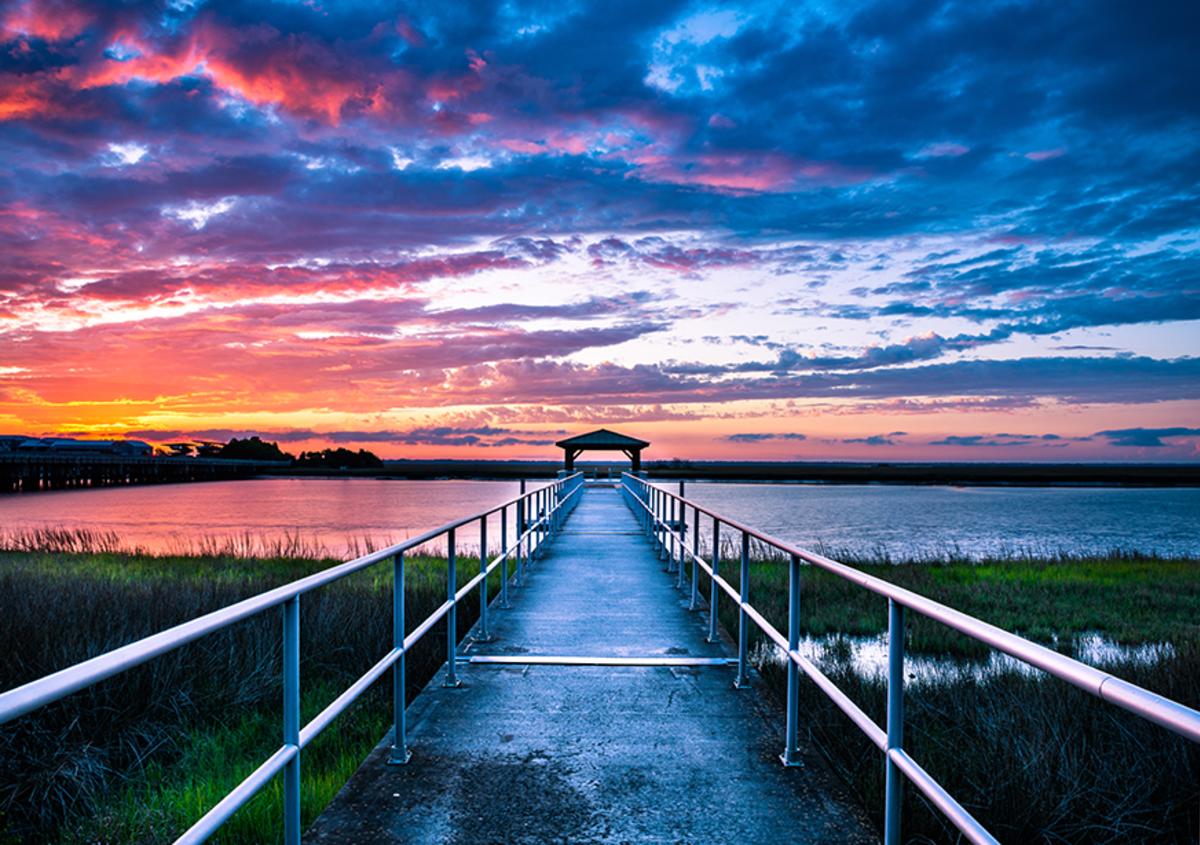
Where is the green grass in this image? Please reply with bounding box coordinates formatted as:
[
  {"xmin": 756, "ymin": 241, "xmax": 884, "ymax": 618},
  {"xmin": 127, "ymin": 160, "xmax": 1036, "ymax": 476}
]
[
  {"xmin": 687, "ymin": 548, "xmax": 1200, "ymax": 843},
  {"xmin": 0, "ymin": 547, "xmax": 509, "ymax": 845},
  {"xmin": 3, "ymin": 543, "xmax": 1198, "ymax": 844},
  {"xmin": 706, "ymin": 550, "xmax": 1200, "ymax": 658},
  {"xmin": 58, "ymin": 684, "xmax": 390, "ymax": 845}
]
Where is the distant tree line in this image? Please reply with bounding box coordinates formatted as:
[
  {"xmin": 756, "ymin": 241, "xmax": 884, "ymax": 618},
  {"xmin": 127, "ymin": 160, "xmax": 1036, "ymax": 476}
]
[
  {"xmin": 217, "ymin": 436, "xmax": 293, "ymax": 462},
  {"xmin": 294, "ymin": 448, "xmax": 383, "ymax": 469},
  {"xmin": 215, "ymin": 437, "xmax": 383, "ymax": 469}
]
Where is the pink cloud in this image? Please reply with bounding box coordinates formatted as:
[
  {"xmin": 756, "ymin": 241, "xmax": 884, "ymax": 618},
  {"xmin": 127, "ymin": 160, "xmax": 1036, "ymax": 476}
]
[
  {"xmin": 1025, "ymin": 148, "xmax": 1066, "ymax": 161},
  {"xmin": 2, "ymin": 0, "xmax": 92, "ymax": 41},
  {"xmin": 627, "ymin": 150, "xmax": 871, "ymax": 194},
  {"xmin": 917, "ymin": 142, "xmax": 969, "ymax": 158}
]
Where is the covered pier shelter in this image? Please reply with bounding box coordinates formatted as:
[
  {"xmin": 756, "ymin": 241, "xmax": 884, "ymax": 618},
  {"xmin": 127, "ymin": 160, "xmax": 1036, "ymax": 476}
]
[{"xmin": 555, "ymin": 429, "xmax": 649, "ymax": 473}]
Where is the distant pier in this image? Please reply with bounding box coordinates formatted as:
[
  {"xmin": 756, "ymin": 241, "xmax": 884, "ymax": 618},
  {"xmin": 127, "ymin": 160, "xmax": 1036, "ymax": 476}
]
[{"xmin": 0, "ymin": 454, "xmax": 284, "ymax": 494}]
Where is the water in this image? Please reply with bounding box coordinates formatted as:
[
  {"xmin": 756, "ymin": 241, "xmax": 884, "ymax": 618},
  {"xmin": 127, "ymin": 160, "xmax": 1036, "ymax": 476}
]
[
  {"xmin": 0, "ymin": 478, "xmax": 549, "ymax": 558},
  {"xmin": 752, "ymin": 633, "xmax": 1175, "ymax": 685},
  {"xmin": 0, "ymin": 477, "xmax": 1196, "ymax": 560},
  {"xmin": 681, "ymin": 482, "xmax": 1200, "ymax": 559}
]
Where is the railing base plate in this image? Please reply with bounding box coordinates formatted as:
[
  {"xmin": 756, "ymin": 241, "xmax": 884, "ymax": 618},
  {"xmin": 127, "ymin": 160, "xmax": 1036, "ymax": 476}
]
[{"xmin": 387, "ymin": 748, "xmax": 412, "ymax": 766}]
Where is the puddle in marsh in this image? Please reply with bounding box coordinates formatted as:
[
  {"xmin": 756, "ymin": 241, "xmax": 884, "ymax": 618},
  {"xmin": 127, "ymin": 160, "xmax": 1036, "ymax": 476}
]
[{"xmin": 752, "ymin": 632, "xmax": 1174, "ymax": 685}]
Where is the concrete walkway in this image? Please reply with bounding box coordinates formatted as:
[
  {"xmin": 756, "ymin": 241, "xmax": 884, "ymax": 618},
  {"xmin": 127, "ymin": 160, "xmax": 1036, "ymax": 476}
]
[{"xmin": 306, "ymin": 486, "xmax": 876, "ymax": 844}]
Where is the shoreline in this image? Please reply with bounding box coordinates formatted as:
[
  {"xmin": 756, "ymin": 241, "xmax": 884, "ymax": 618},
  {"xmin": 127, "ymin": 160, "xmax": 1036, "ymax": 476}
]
[{"xmin": 277, "ymin": 460, "xmax": 1200, "ymax": 487}]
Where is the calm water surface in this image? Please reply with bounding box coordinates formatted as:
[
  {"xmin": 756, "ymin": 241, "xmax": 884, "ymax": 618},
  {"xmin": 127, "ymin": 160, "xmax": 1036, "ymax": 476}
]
[
  {"xmin": 0, "ymin": 478, "xmax": 549, "ymax": 557},
  {"xmin": 0, "ymin": 477, "xmax": 1196, "ymax": 559},
  {"xmin": 683, "ymin": 481, "xmax": 1200, "ymax": 559}
]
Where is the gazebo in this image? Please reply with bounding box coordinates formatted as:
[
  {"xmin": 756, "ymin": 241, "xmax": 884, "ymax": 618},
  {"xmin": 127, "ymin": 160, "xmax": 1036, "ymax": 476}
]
[{"xmin": 555, "ymin": 429, "xmax": 650, "ymax": 473}]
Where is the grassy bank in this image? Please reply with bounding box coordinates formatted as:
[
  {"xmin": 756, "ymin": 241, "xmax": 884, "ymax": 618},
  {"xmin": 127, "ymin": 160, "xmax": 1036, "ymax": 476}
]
[
  {"xmin": 0, "ymin": 547, "xmax": 504, "ymax": 845},
  {"xmin": 725, "ymin": 548, "xmax": 1200, "ymax": 656},
  {"xmin": 1, "ymin": 545, "xmax": 1197, "ymax": 843},
  {"xmin": 691, "ymin": 549, "xmax": 1200, "ymax": 843}
]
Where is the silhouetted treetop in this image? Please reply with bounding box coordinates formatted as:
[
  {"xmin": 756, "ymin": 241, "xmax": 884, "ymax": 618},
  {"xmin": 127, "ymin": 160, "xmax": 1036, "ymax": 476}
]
[
  {"xmin": 293, "ymin": 447, "xmax": 383, "ymax": 469},
  {"xmin": 218, "ymin": 436, "xmax": 294, "ymax": 462}
]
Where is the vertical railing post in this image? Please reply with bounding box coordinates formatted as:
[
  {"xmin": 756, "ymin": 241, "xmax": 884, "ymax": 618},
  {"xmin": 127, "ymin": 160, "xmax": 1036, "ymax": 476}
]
[
  {"xmin": 500, "ymin": 505, "xmax": 510, "ymax": 608},
  {"xmin": 734, "ymin": 531, "xmax": 751, "ymax": 689},
  {"xmin": 656, "ymin": 488, "xmax": 662, "ymax": 549},
  {"xmin": 389, "ymin": 553, "xmax": 411, "ymax": 764},
  {"xmin": 646, "ymin": 485, "xmax": 652, "ymax": 538},
  {"xmin": 676, "ymin": 500, "xmax": 686, "ymax": 588},
  {"xmin": 477, "ymin": 516, "xmax": 491, "ymax": 642},
  {"xmin": 707, "ymin": 517, "xmax": 720, "ymax": 643},
  {"xmin": 535, "ymin": 486, "xmax": 542, "ymax": 558},
  {"xmin": 885, "ymin": 599, "xmax": 905, "ymax": 845},
  {"xmin": 537, "ymin": 488, "xmax": 544, "ymax": 555},
  {"xmin": 516, "ymin": 487, "xmax": 526, "ymax": 585},
  {"xmin": 781, "ymin": 553, "xmax": 802, "ymax": 766},
  {"xmin": 643, "ymin": 482, "xmax": 649, "ymax": 532},
  {"xmin": 665, "ymin": 495, "xmax": 675, "ymax": 568},
  {"xmin": 282, "ymin": 595, "xmax": 300, "ymax": 845},
  {"xmin": 444, "ymin": 528, "xmax": 460, "ymax": 687},
  {"xmin": 689, "ymin": 505, "xmax": 700, "ymax": 610},
  {"xmin": 649, "ymin": 487, "xmax": 656, "ymax": 549},
  {"xmin": 677, "ymin": 481, "xmax": 686, "ymax": 583},
  {"xmin": 654, "ymin": 488, "xmax": 661, "ymax": 552},
  {"xmin": 662, "ymin": 489, "xmax": 672, "ymax": 554},
  {"xmin": 646, "ymin": 480, "xmax": 652, "ymax": 534}
]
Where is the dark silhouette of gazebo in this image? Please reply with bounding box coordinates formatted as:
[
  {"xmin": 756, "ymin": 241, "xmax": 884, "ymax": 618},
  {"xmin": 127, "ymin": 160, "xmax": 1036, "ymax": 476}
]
[{"xmin": 555, "ymin": 429, "xmax": 650, "ymax": 473}]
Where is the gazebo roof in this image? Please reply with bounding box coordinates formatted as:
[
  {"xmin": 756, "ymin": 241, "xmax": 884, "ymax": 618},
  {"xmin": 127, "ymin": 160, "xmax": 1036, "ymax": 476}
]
[{"xmin": 555, "ymin": 428, "xmax": 650, "ymax": 449}]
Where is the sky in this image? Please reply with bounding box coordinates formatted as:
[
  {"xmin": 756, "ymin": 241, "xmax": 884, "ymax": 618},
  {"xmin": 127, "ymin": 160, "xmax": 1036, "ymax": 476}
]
[{"xmin": 0, "ymin": 0, "xmax": 1198, "ymax": 462}]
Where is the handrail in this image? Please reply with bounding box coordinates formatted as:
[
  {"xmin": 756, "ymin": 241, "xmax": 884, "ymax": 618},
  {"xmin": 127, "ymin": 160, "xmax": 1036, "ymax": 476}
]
[
  {"xmin": 620, "ymin": 473, "xmax": 1199, "ymax": 845},
  {"xmin": 0, "ymin": 472, "xmax": 585, "ymax": 845}
]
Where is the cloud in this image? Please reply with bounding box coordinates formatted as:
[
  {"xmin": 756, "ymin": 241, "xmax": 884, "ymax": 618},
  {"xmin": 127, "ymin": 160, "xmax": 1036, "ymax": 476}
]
[
  {"xmin": 842, "ymin": 434, "xmax": 902, "ymax": 446},
  {"xmin": 1093, "ymin": 427, "xmax": 1200, "ymax": 447},
  {"xmin": 0, "ymin": 0, "xmax": 1196, "ymax": 456},
  {"xmin": 724, "ymin": 432, "xmax": 807, "ymax": 443},
  {"xmin": 125, "ymin": 425, "xmax": 560, "ymax": 449}
]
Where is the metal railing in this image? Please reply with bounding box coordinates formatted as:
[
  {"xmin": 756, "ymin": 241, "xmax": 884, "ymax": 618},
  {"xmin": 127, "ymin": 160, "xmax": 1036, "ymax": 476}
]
[
  {"xmin": 620, "ymin": 473, "xmax": 1200, "ymax": 845},
  {"xmin": 0, "ymin": 472, "xmax": 585, "ymax": 845}
]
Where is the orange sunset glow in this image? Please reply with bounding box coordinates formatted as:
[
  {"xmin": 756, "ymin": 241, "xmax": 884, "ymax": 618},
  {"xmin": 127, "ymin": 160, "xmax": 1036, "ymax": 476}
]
[{"xmin": 1, "ymin": 0, "xmax": 1197, "ymax": 461}]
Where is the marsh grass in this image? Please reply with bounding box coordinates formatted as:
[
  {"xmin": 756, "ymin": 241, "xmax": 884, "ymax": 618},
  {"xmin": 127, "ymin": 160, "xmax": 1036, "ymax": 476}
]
[
  {"xmin": 0, "ymin": 546, "xmax": 505, "ymax": 845},
  {"xmin": 752, "ymin": 645, "xmax": 1200, "ymax": 843},
  {"xmin": 696, "ymin": 541, "xmax": 1200, "ymax": 656},
  {"xmin": 0, "ymin": 526, "xmax": 404, "ymax": 562},
  {"xmin": 689, "ymin": 546, "xmax": 1200, "ymax": 843},
  {"xmin": 3, "ymin": 529, "xmax": 1198, "ymax": 844}
]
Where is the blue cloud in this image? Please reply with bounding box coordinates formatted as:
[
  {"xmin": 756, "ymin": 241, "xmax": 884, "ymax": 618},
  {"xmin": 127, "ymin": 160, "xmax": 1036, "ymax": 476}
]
[{"xmin": 1093, "ymin": 427, "xmax": 1200, "ymax": 447}]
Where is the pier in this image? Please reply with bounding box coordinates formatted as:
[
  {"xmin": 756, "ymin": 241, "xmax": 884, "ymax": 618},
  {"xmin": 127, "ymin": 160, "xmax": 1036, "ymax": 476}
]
[
  {"xmin": 1, "ymin": 473, "xmax": 1197, "ymax": 844},
  {"xmin": 306, "ymin": 482, "xmax": 873, "ymax": 843},
  {"xmin": 0, "ymin": 454, "xmax": 285, "ymax": 493}
]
